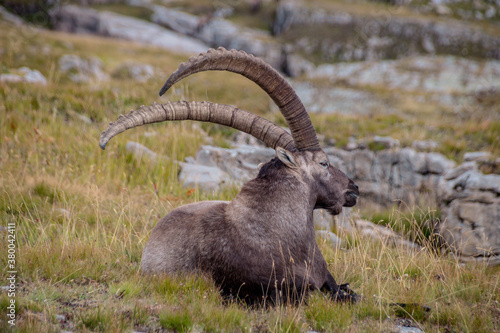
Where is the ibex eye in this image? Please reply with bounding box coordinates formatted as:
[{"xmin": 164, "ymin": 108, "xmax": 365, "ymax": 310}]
[{"xmin": 320, "ymin": 161, "xmax": 329, "ymax": 168}]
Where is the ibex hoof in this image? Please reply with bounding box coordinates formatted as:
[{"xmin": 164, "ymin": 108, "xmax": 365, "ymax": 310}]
[{"xmin": 333, "ymin": 283, "xmax": 361, "ymax": 303}]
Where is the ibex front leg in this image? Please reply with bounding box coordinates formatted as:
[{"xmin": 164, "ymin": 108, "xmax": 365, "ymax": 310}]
[{"xmin": 321, "ymin": 271, "xmax": 360, "ymax": 303}]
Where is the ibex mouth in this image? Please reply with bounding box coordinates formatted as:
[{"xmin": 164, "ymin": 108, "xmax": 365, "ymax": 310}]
[{"xmin": 344, "ymin": 191, "xmax": 358, "ymax": 207}]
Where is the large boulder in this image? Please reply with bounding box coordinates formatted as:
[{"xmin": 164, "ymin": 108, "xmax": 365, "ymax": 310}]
[
  {"xmin": 50, "ymin": 5, "xmax": 209, "ymax": 54},
  {"xmin": 0, "ymin": 67, "xmax": 47, "ymax": 85},
  {"xmin": 438, "ymin": 165, "xmax": 500, "ymax": 265},
  {"xmin": 150, "ymin": 5, "xmax": 313, "ymax": 76},
  {"xmin": 273, "ymin": 0, "xmax": 500, "ymax": 62}
]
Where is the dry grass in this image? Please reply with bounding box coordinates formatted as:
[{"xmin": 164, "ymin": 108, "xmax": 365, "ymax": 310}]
[{"xmin": 0, "ymin": 22, "xmax": 499, "ymax": 332}]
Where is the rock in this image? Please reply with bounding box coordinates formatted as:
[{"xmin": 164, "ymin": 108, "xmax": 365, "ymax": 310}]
[
  {"xmin": 183, "ymin": 143, "xmax": 461, "ymax": 215},
  {"xmin": 291, "ymin": 81, "xmax": 393, "ymax": 116},
  {"xmin": 0, "ymin": 73, "xmax": 23, "ymax": 83},
  {"xmin": 125, "ymin": 141, "xmax": 158, "ymax": 161},
  {"xmin": 193, "ymin": 145, "xmax": 276, "ymax": 182},
  {"xmin": 150, "ymin": 5, "xmax": 200, "ymax": 36},
  {"xmin": 59, "ymin": 54, "xmax": 109, "ymax": 83},
  {"xmin": 425, "ymin": 153, "xmax": 456, "ymax": 174},
  {"xmin": 308, "ymin": 56, "xmax": 500, "ymax": 95},
  {"xmin": 178, "ymin": 162, "xmax": 230, "ymax": 191},
  {"xmin": 438, "ymin": 169, "xmax": 500, "ymax": 264},
  {"xmin": 232, "ymin": 132, "xmax": 265, "ymax": 147},
  {"xmin": 0, "ymin": 67, "xmax": 47, "ymax": 85},
  {"xmin": 316, "ymin": 230, "xmax": 343, "ymax": 248},
  {"xmin": 50, "ymin": 5, "xmax": 209, "ymax": 55},
  {"xmin": 392, "ymin": 326, "xmax": 424, "ymax": 333},
  {"xmin": 76, "ymin": 113, "xmax": 92, "ymax": 124},
  {"xmin": 353, "ymin": 219, "xmax": 422, "ymax": 250},
  {"xmin": 55, "ymin": 208, "xmax": 71, "ymax": 219},
  {"xmin": 112, "ymin": 61, "xmax": 155, "ymax": 82},
  {"xmin": 434, "ymin": 4, "xmax": 452, "ymax": 16},
  {"xmin": 370, "ymin": 136, "xmax": 400, "ymax": 149},
  {"xmin": 411, "ymin": 140, "xmax": 438, "ymax": 152},
  {"xmin": 19, "ymin": 67, "xmax": 48, "ymax": 84},
  {"xmin": 284, "ymin": 53, "xmax": 315, "ymax": 77},
  {"xmin": 313, "ymin": 209, "xmax": 333, "ymax": 230},
  {"xmin": 151, "ymin": 5, "xmax": 284, "ymax": 71},
  {"xmin": 0, "ymin": 5, "xmax": 25, "ymax": 25},
  {"xmin": 443, "ymin": 162, "xmax": 477, "ymax": 180},
  {"xmin": 463, "ymin": 151, "xmax": 491, "ymax": 162},
  {"xmin": 352, "ymin": 150, "xmax": 376, "ymax": 181},
  {"xmin": 274, "ymin": 0, "xmax": 500, "ymax": 62}
]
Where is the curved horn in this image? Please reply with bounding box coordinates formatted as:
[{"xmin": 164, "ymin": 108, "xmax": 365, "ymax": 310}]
[
  {"xmin": 100, "ymin": 101, "xmax": 295, "ymax": 151},
  {"xmin": 159, "ymin": 48, "xmax": 320, "ymax": 151}
]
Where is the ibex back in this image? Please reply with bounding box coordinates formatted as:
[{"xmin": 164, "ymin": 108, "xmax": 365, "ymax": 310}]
[{"xmin": 100, "ymin": 48, "xmax": 360, "ymax": 303}]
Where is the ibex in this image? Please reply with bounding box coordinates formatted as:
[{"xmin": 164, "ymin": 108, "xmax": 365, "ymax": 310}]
[{"xmin": 100, "ymin": 48, "xmax": 360, "ymax": 303}]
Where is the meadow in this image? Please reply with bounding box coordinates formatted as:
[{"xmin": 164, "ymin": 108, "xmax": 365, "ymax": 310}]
[{"xmin": 1, "ymin": 21, "xmax": 499, "ymax": 332}]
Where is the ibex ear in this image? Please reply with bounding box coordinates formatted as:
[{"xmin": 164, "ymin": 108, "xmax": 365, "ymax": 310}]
[{"xmin": 276, "ymin": 147, "xmax": 298, "ymax": 169}]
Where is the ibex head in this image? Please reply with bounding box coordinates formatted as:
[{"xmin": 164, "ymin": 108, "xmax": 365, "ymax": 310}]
[{"xmin": 261, "ymin": 147, "xmax": 359, "ymax": 216}]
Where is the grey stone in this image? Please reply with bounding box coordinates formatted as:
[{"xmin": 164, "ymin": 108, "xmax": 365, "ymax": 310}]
[
  {"xmin": 76, "ymin": 113, "xmax": 92, "ymax": 124},
  {"xmin": 193, "ymin": 145, "xmax": 275, "ymax": 182},
  {"xmin": 125, "ymin": 141, "xmax": 158, "ymax": 161},
  {"xmin": 151, "ymin": 5, "xmax": 283, "ymax": 70},
  {"xmin": 439, "ymin": 169, "xmax": 500, "ymax": 264},
  {"xmin": 291, "ymin": 81, "xmax": 393, "ymax": 116},
  {"xmin": 412, "ymin": 140, "xmax": 439, "ymax": 151},
  {"xmin": 178, "ymin": 162, "xmax": 230, "ymax": 192},
  {"xmin": 316, "ymin": 230, "xmax": 343, "ymax": 248},
  {"xmin": 285, "ymin": 54, "xmax": 315, "ymax": 77},
  {"xmin": 463, "ymin": 151, "xmax": 492, "ymax": 162},
  {"xmin": 313, "ymin": 209, "xmax": 333, "ymax": 230},
  {"xmin": 0, "ymin": 73, "xmax": 22, "ymax": 83},
  {"xmin": 112, "ymin": 61, "xmax": 155, "ymax": 82},
  {"xmin": 426, "ymin": 153, "xmax": 456, "ymax": 174},
  {"xmin": 354, "ymin": 219, "xmax": 422, "ymax": 250},
  {"xmin": 312, "ymin": 56, "xmax": 500, "ymax": 94},
  {"xmin": 0, "ymin": 5, "xmax": 25, "ymax": 26},
  {"xmin": 392, "ymin": 326, "xmax": 424, "ymax": 333},
  {"xmin": 371, "ymin": 136, "xmax": 400, "ymax": 149},
  {"xmin": 150, "ymin": 5, "xmax": 199, "ymax": 36},
  {"xmin": 19, "ymin": 67, "xmax": 48, "ymax": 84},
  {"xmin": 55, "ymin": 208, "xmax": 71, "ymax": 219},
  {"xmin": 50, "ymin": 5, "xmax": 208, "ymax": 55},
  {"xmin": 352, "ymin": 150, "xmax": 375, "ymax": 181},
  {"xmin": 443, "ymin": 162, "xmax": 477, "ymax": 180},
  {"xmin": 275, "ymin": 0, "xmax": 500, "ymax": 62}
]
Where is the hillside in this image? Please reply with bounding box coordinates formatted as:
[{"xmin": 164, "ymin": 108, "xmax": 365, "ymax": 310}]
[{"xmin": 1, "ymin": 2, "xmax": 499, "ymax": 332}]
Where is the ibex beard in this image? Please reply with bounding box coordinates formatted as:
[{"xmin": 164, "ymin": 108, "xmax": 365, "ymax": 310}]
[{"xmin": 100, "ymin": 48, "xmax": 360, "ymax": 304}]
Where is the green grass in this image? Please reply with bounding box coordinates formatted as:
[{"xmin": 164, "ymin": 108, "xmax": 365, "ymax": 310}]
[{"xmin": 0, "ymin": 22, "xmax": 499, "ymax": 332}]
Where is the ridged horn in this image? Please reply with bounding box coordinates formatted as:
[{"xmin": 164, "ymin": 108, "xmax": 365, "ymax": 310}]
[
  {"xmin": 100, "ymin": 101, "xmax": 295, "ymax": 151},
  {"xmin": 159, "ymin": 47, "xmax": 320, "ymax": 151}
]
